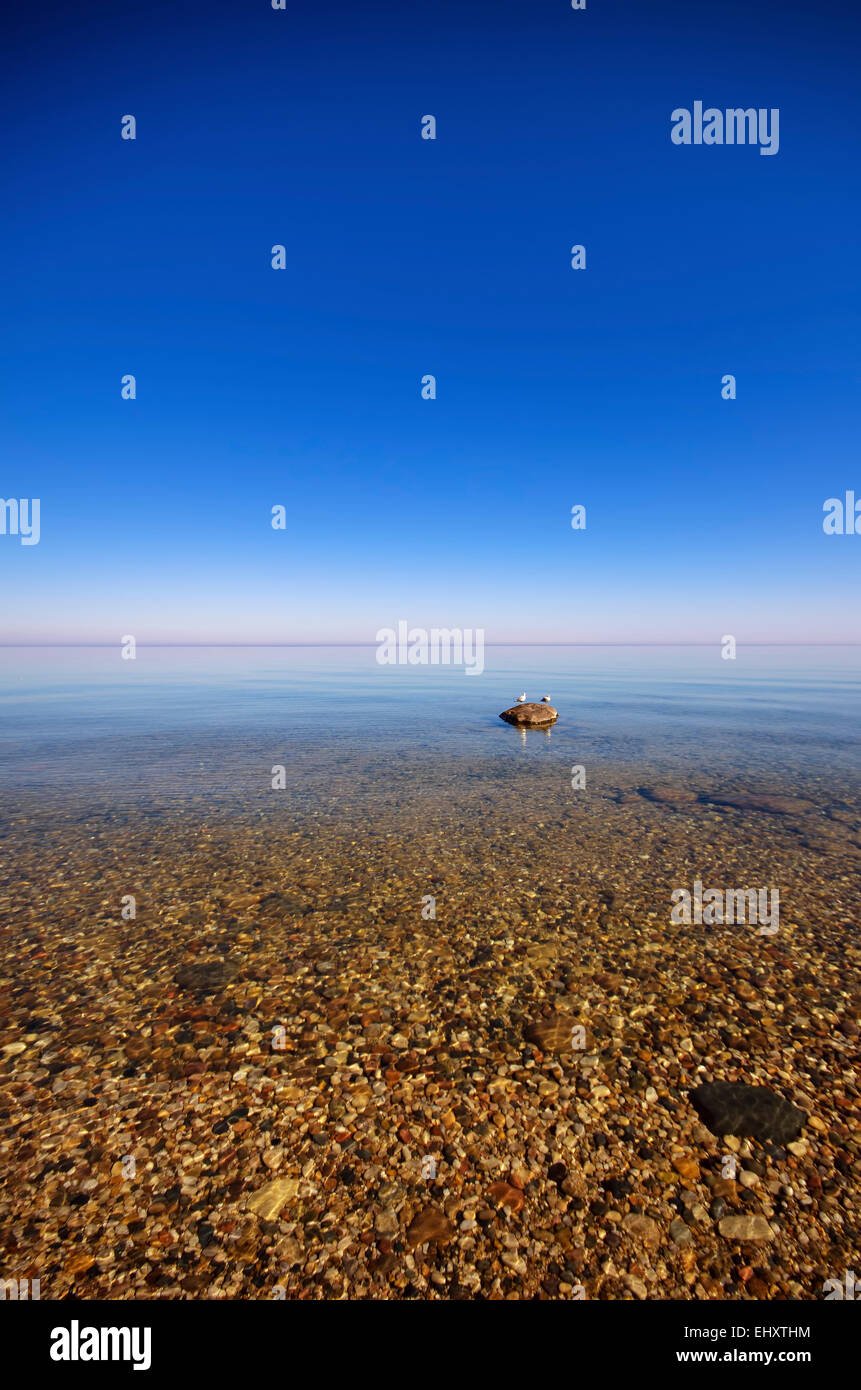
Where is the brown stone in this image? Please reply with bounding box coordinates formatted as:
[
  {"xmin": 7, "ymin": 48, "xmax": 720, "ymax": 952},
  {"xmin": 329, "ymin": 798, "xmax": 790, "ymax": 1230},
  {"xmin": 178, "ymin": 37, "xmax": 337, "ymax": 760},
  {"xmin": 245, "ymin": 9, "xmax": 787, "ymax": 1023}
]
[
  {"xmin": 622, "ymin": 1213, "xmax": 661, "ymax": 1248},
  {"xmin": 406, "ymin": 1206, "xmax": 454, "ymax": 1248},
  {"xmin": 711, "ymin": 1178, "xmax": 740, "ymax": 1203},
  {"xmin": 524, "ymin": 1013, "xmax": 590, "ymax": 1053},
  {"xmin": 718, "ymin": 1215, "xmax": 775, "ymax": 1243},
  {"xmin": 499, "ymin": 703, "xmax": 558, "ymax": 728},
  {"xmin": 486, "ymin": 1180, "xmax": 525, "ymax": 1212},
  {"xmin": 246, "ymin": 1177, "xmax": 299, "ymax": 1221},
  {"xmin": 672, "ymin": 1156, "xmax": 701, "ymax": 1182}
]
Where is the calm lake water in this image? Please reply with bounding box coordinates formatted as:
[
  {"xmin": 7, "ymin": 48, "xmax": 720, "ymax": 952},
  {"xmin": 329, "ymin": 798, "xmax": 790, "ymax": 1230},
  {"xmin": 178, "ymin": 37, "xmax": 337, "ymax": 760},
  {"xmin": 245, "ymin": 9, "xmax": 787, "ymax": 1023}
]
[
  {"xmin": 2, "ymin": 648, "xmax": 858, "ymax": 1312},
  {"xmin": 1, "ymin": 645, "xmax": 859, "ymax": 803}
]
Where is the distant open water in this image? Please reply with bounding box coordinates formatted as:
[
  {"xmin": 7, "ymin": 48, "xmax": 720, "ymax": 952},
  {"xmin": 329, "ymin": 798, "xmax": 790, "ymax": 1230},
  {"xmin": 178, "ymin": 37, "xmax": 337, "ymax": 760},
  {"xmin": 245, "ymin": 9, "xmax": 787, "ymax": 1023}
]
[{"xmin": 0, "ymin": 646, "xmax": 859, "ymax": 802}]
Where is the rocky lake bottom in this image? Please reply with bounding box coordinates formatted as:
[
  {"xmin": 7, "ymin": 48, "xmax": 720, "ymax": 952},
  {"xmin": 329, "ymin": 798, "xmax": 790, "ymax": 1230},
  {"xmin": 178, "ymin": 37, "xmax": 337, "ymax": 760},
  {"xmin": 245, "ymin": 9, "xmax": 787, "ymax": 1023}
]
[{"xmin": 1, "ymin": 732, "xmax": 859, "ymax": 1301}]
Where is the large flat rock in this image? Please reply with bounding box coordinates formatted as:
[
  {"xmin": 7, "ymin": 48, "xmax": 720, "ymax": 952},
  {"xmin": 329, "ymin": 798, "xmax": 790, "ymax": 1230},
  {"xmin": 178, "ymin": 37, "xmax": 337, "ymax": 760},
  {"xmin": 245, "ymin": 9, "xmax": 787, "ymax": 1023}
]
[
  {"xmin": 499, "ymin": 702, "xmax": 558, "ymax": 727},
  {"xmin": 690, "ymin": 1080, "xmax": 807, "ymax": 1144}
]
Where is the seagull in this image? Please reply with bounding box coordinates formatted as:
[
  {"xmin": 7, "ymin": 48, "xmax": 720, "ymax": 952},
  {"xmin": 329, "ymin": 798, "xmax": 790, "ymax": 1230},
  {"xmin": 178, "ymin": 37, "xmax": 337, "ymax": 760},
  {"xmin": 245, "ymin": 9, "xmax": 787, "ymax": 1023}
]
[
  {"xmin": 541, "ymin": 695, "xmax": 551, "ymax": 703},
  {"xmin": 516, "ymin": 692, "xmax": 527, "ymax": 703}
]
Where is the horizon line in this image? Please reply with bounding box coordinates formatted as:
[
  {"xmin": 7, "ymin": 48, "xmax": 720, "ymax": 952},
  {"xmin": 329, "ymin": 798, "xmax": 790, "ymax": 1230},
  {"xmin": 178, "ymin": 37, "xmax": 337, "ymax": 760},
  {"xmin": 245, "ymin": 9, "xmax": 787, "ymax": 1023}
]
[{"xmin": 2, "ymin": 642, "xmax": 861, "ymax": 650}]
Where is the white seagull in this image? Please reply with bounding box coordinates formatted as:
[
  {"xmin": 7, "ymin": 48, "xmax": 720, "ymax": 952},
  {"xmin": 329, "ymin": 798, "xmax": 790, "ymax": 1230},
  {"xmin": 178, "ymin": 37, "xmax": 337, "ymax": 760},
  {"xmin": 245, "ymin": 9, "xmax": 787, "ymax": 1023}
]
[
  {"xmin": 516, "ymin": 692, "xmax": 527, "ymax": 703},
  {"xmin": 541, "ymin": 695, "xmax": 551, "ymax": 703}
]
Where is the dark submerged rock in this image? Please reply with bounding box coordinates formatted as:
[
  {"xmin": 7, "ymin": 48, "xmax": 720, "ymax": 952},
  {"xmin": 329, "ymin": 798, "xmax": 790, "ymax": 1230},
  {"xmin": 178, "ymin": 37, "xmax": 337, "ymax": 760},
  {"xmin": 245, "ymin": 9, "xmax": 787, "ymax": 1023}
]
[
  {"xmin": 174, "ymin": 960, "xmax": 239, "ymax": 992},
  {"xmin": 639, "ymin": 785, "xmax": 698, "ymax": 806},
  {"xmin": 701, "ymin": 792, "xmax": 814, "ymax": 816},
  {"xmin": 690, "ymin": 1080, "xmax": 807, "ymax": 1145}
]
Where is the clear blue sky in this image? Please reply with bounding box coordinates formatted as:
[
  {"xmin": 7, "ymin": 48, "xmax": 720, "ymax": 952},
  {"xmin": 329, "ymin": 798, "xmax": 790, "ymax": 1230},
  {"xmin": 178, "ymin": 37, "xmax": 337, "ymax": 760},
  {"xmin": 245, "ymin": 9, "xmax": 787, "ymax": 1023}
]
[{"xmin": 1, "ymin": 0, "xmax": 859, "ymax": 644}]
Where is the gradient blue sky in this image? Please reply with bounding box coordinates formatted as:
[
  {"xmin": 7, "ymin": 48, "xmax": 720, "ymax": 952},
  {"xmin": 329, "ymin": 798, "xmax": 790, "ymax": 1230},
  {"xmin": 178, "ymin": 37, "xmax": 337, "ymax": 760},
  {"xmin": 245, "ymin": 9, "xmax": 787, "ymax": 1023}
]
[{"xmin": 1, "ymin": 0, "xmax": 859, "ymax": 644}]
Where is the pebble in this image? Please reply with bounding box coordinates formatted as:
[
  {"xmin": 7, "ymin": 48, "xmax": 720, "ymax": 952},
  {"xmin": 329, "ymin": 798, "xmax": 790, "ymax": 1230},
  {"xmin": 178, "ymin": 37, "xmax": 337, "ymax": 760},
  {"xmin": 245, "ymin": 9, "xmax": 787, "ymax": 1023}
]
[
  {"xmin": 669, "ymin": 1218, "xmax": 693, "ymax": 1246},
  {"xmin": 375, "ymin": 1209, "xmax": 399, "ymax": 1237},
  {"xmin": 247, "ymin": 1178, "xmax": 299, "ymax": 1221},
  {"xmin": 624, "ymin": 1274, "xmax": 649, "ymax": 1299},
  {"xmin": 717, "ymin": 1215, "xmax": 775, "ymax": 1243},
  {"xmin": 672, "ymin": 1156, "xmax": 700, "ymax": 1182},
  {"xmin": 622, "ymin": 1214, "xmax": 661, "ymax": 1248},
  {"xmin": 486, "ymin": 1181, "xmax": 525, "ymax": 1213},
  {"xmin": 406, "ymin": 1208, "xmax": 454, "ymax": 1248}
]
